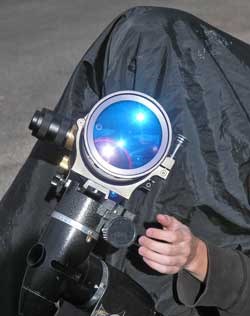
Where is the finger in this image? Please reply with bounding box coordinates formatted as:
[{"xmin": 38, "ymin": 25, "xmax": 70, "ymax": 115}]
[
  {"xmin": 145, "ymin": 228, "xmax": 187, "ymax": 243},
  {"xmin": 139, "ymin": 240, "xmax": 185, "ymax": 256},
  {"xmin": 157, "ymin": 214, "xmax": 184, "ymax": 231},
  {"xmin": 139, "ymin": 235, "xmax": 185, "ymax": 254},
  {"xmin": 142, "ymin": 257, "xmax": 180, "ymax": 274},
  {"xmin": 138, "ymin": 246, "xmax": 186, "ymax": 266}
]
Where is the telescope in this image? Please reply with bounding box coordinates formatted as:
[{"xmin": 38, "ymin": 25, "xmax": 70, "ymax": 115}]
[{"xmin": 18, "ymin": 90, "xmax": 186, "ymax": 316}]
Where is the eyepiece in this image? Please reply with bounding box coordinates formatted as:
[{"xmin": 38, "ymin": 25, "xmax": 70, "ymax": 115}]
[
  {"xmin": 29, "ymin": 108, "xmax": 73, "ymax": 148},
  {"xmin": 29, "ymin": 110, "xmax": 45, "ymax": 134}
]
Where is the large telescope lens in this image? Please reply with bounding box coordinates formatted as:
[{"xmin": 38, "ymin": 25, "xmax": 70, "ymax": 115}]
[
  {"xmin": 93, "ymin": 100, "xmax": 162, "ymax": 169},
  {"xmin": 83, "ymin": 91, "xmax": 172, "ymax": 179}
]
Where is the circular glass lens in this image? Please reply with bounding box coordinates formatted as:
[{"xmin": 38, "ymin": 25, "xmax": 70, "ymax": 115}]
[{"xmin": 93, "ymin": 100, "xmax": 162, "ymax": 170}]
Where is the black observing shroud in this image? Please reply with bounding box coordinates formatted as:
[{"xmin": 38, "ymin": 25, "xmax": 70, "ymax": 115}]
[{"xmin": 1, "ymin": 6, "xmax": 250, "ymax": 316}]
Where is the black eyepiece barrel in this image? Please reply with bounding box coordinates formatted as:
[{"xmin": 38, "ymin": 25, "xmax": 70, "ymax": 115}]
[{"xmin": 29, "ymin": 108, "xmax": 73, "ymax": 147}]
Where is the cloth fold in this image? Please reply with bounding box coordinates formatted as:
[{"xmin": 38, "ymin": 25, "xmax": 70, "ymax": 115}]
[{"xmin": 176, "ymin": 243, "xmax": 250, "ymax": 314}]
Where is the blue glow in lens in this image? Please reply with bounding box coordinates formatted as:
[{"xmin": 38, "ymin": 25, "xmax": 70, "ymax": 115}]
[{"xmin": 93, "ymin": 100, "xmax": 162, "ymax": 170}]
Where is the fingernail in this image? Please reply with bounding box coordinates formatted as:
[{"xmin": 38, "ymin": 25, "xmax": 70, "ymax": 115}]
[
  {"xmin": 138, "ymin": 236, "xmax": 144, "ymax": 244},
  {"xmin": 146, "ymin": 229, "xmax": 152, "ymax": 236}
]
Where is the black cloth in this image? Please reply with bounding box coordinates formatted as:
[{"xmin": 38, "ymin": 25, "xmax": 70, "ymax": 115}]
[{"xmin": 1, "ymin": 6, "xmax": 250, "ymax": 316}]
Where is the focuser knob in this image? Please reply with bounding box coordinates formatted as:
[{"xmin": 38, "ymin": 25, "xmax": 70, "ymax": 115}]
[{"xmin": 102, "ymin": 216, "xmax": 136, "ymax": 248}]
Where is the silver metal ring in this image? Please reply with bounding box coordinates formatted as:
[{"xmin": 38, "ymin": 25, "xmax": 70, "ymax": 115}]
[
  {"xmin": 51, "ymin": 211, "xmax": 99, "ymax": 240},
  {"xmin": 84, "ymin": 260, "xmax": 109, "ymax": 309}
]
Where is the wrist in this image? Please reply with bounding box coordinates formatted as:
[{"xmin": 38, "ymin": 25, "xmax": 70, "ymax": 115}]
[{"xmin": 184, "ymin": 239, "xmax": 208, "ymax": 282}]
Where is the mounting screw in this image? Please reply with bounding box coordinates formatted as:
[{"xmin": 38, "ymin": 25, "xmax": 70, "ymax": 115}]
[
  {"xmin": 160, "ymin": 170, "xmax": 167, "ymax": 177},
  {"xmin": 145, "ymin": 182, "xmax": 152, "ymax": 188}
]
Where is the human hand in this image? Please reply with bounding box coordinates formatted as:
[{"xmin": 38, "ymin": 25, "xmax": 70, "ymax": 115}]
[{"xmin": 138, "ymin": 214, "xmax": 208, "ymax": 281}]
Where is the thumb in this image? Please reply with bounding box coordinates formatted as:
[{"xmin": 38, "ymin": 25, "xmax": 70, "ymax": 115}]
[{"xmin": 156, "ymin": 214, "xmax": 184, "ymax": 231}]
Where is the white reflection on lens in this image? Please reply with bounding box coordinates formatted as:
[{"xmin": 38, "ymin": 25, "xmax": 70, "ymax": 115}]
[
  {"xmin": 136, "ymin": 112, "xmax": 145, "ymax": 122},
  {"xmin": 101, "ymin": 144, "xmax": 115, "ymax": 158}
]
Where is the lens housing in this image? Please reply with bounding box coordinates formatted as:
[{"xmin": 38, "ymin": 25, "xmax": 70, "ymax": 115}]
[{"xmin": 81, "ymin": 91, "xmax": 172, "ymax": 180}]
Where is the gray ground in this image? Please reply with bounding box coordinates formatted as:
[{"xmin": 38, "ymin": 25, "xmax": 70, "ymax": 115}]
[{"xmin": 1, "ymin": 0, "xmax": 250, "ymax": 200}]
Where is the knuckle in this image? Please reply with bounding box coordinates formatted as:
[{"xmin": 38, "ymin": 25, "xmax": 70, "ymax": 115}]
[
  {"xmin": 168, "ymin": 266, "xmax": 180, "ymax": 274},
  {"xmin": 170, "ymin": 234, "xmax": 178, "ymax": 243},
  {"xmin": 181, "ymin": 229, "xmax": 191, "ymax": 240},
  {"xmin": 183, "ymin": 248, "xmax": 191, "ymax": 258},
  {"xmin": 185, "ymin": 234, "xmax": 192, "ymax": 243},
  {"xmin": 174, "ymin": 266, "xmax": 181, "ymax": 274},
  {"xmin": 163, "ymin": 266, "xmax": 171, "ymax": 274},
  {"xmin": 171, "ymin": 267, "xmax": 180, "ymax": 274},
  {"xmin": 179, "ymin": 258, "xmax": 187, "ymax": 267}
]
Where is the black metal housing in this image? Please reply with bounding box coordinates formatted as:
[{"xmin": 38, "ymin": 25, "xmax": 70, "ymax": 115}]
[{"xmin": 18, "ymin": 181, "xmax": 157, "ymax": 316}]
